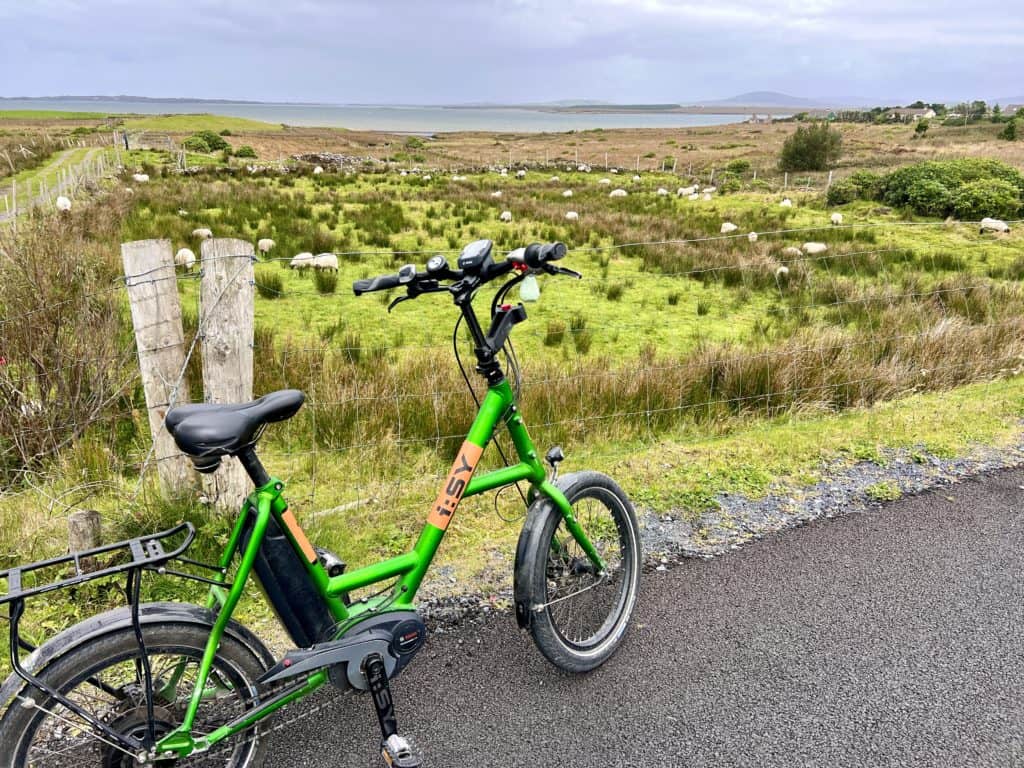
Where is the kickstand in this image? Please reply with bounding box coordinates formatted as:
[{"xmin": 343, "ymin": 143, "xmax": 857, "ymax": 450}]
[{"xmin": 364, "ymin": 653, "xmax": 422, "ymax": 768}]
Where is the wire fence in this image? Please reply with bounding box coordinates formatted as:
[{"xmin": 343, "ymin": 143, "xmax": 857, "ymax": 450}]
[{"xmin": 2, "ymin": 220, "xmax": 1023, "ymax": 529}]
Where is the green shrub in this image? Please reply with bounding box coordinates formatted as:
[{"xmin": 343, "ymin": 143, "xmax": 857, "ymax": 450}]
[
  {"xmin": 569, "ymin": 313, "xmax": 592, "ymax": 354},
  {"xmin": 826, "ymin": 178, "xmax": 860, "ymax": 206},
  {"xmin": 907, "ymin": 179, "xmax": 954, "ymax": 217},
  {"xmin": 914, "ymin": 119, "xmax": 930, "ymax": 137},
  {"xmin": 716, "ymin": 172, "xmax": 742, "ymax": 194},
  {"xmin": 405, "ymin": 136, "xmax": 425, "ymax": 149},
  {"xmin": 255, "ymin": 268, "xmax": 283, "ymax": 299},
  {"xmin": 725, "ymin": 159, "xmax": 751, "ymax": 174},
  {"xmin": 234, "ymin": 145, "xmax": 257, "ymax": 158},
  {"xmin": 952, "ymin": 179, "xmax": 1021, "ymax": 221},
  {"xmin": 880, "ymin": 159, "xmax": 1024, "ymax": 208},
  {"xmin": 999, "ymin": 120, "xmax": 1019, "ymax": 141},
  {"xmin": 779, "ymin": 123, "xmax": 842, "ymax": 171},
  {"xmin": 189, "ymin": 130, "xmax": 229, "ymax": 152},
  {"xmin": 543, "ymin": 320, "xmax": 566, "ymax": 347},
  {"xmin": 606, "ymin": 282, "xmax": 625, "ymax": 301},
  {"xmin": 847, "ymin": 170, "xmax": 883, "ymax": 199},
  {"xmin": 313, "ymin": 269, "xmax": 338, "ymax": 294},
  {"xmin": 219, "ymin": 129, "xmax": 232, "ymax": 136},
  {"xmin": 182, "ymin": 136, "xmax": 212, "ymax": 153}
]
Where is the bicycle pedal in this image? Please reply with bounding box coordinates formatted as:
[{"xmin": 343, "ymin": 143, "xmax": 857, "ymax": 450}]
[{"xmin": 381, "ymin": 734, "xmax": 422, "ymax": 768}]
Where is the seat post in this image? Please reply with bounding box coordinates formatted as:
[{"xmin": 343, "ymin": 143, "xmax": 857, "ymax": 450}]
[{"xmin": 236, "ymin": 447, "xmax": 270, "ymax": 488}]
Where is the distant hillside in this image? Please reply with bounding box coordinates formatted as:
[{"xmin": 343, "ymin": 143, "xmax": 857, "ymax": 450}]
[{"xmin": 699, "ymin": 91, "xmax": 825, "ymax": 108}]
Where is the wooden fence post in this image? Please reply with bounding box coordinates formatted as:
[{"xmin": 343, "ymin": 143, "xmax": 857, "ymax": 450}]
[
  {"xmin": 69, "ymin": 509, "xmax": 102, "ymax": 570},
  {"xmin": 121, "ymin": 239, "xmax": 194, "ymax": 496},
  {"xmin": 199, "ymin": 238, "xmax": 255, "ymax": 510}
]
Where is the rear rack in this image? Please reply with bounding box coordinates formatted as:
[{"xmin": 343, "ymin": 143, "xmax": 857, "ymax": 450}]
[{"xmin": 0, "ymin": 522, "xmax": 195, "ymax": 606}]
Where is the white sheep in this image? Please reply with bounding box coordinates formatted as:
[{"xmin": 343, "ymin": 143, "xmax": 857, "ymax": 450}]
[
  {"xmin": 703, "ymin": 186, "xmax": 717, "ymax": 194},
  {"xmin": 257, "ymin": 238, "xmax": 276, "ymax": 255},
  {"xmin": 632, "ymin": 174, "xmax": 641, "ymax": 182},
  {"xmin": 599, "ymin": 178, "xmax": 612, "ymax": 185},
  {"xmin": 131, "ymin": 173, "xmax": 149, "ymax": 183},
  {"xmin": 578, "ymin": 164, "xmax": 590, "ymax": 172},
  {"xmin": 563, "ymin": 190, "xmax": 574, "ymax": 198},
  {"xmin": 688, "ymin": 193, "xmax": 700, "ymax": 201},
  {"xmin": 55, "ymin": 196, "xmax": 72, "ymax": 212},
  {"xmin": 174, "ymin": 248, "xmax": 196, "ymax": 271},
  {"xmin": 565, "ymin": 211, "xmax": 579, "ymax": 221},
  {"xmin": 748, "ymin": 231, "xmax": 759, "ymax": 243},
  {"xmin": 780, "ymin": 198, "xmax": 793, "ymax": 208},
  {"xmin": 780, "ymin": 246, "xmax": 803, "ymax": 258},
  {"xmin": 499, "ymin": 210, "xmax": 513, "ymax": 223},
  {"xmin": 702, "ymin": 193, "xmax": 713, "ymax": 201},
  {"xmin": 802, "ymin": 242, "xmax": 828, "ymax": 255},
  {"xmin": 500, "ymin": 169, "xmax": 509, "ymax": 177},
  {"xmin": 656, "ymin": 188, "xmax": 669, "ymax": 196},
  {"xmin": 677, "ymin": 186, "xmax": 696, "ymax": 197},
  {"xmin": 980, "ymin": 217, "xmax": 1010, "ymax": 234},
  {"xmin": 313, "ymin": 166, "xmax": 324, "ymax": 175},
  {"xmin": 775, "ymin": 265, "xmax": 790, "ymax": 279},
  {"xmin": 290, "ymin": 252, "xmax": 314, "ymax": 269},
  {"xmin": 720, "ymin": 222, "xmax": 739, "ymax": 234},
  {"xmin": 124, "ymin": 187, "xmax": 134, "ymax": 195},
  {"xmin": 609, "ymin": 189, "xmax": 628, "ymax": 198},
  {"xmin": 313, "ymin": 253, "xmax": 339, "ymax": 271},
  {"xmin": 830, "ymin": 213, "xmax": 843, "ymax": 226},
  {"xmin": 192, "ymin": 228, "xmax": 213, "ymax": 240},
  {"xmin": 400, "ymin": 170, "xmax": 408, "ymax": 177},
  {"xmin": 491, "ymin": 190, "xmax": 503, "ymax": 198},
  {"xmin": 516, "ymin": 170, "xmax": 526, "ymax": 178},
  {"xmin": 423, "ymin": 174, "xmax": 432, "ymax": 181},
  {"xmin": 549, "ymin": 176, "xmax": 560, "ymax": 182},
  {"xmin": 177, "ymin": 209, "xmax": 189, "ymax": 216}
]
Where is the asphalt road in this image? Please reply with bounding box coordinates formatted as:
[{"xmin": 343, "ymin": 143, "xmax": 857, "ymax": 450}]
[{"xmin": 264, "ymin": 467, "xmax": 1024, "ymax": 768}]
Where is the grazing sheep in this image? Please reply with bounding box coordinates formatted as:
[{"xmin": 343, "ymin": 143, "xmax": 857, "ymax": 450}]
[
  {"xmin": 290, "ymin": 252, "xmax": 314, "ymax": 269},
  {"xmin": 610, "ymin": 168, "xmax": 619, "ymax": 174},
  {"xmin": 599, "ymin": 178, "xmax": 612, "ymax": 185},
  {"xmin": 499, "ymin": 210, "xmax": 513, "ymax": 223},
  {"xmin": 609, "ymin": 188, "xmax": 628, "ymax": 198},
  {"xmin": 563, "ymin": 190, "xmax": 574, "ymax": 198},
  {"xmin": 830, "ymin": 213, "xmax": 843, "ymax": 226},
  {"xmin": 656, "ymin": 188, "xmax": 669, "ymax": 196},
  {"xmin": 677, "ymin": 186, "xmax": 696, "ymax": 197},
  {"xmin": 516, "ymin": 170, "xmax": 526, "ymax": 178},
  {"xmin": 257, "ymin": 238, "xmax": 276, "ymax": 255},
  {"xmin": 775, "ymin": 265, "xmax": 790, "ymax": 279},
  {"xmin": 177, "ymin": 209, "xmax": 189, "ymax": 216},
  {"xmin": 632, "ymin": 174, "xmax": 641, "ymax": 182},
  {"xmin": 780, "ymin": 246, "xmax": 803, "ymax": 258},
  {"xmin": 702, "ymin": 193, "xmax": 712, "ymax": 201},
  {"xmin": 720, "ymin": 222, "xmax": 739, "ymax": 234},
  {"xmin": 313, "ymin": 253, "xmax": 339, "ymax": 271},
  {"xmin": 802, "ymin": 242, "xmax": 828, "ymax": 255},
  {"xmin": 780, "ymin": 198, "xmax": 793, "ymax": 208},
  {"xmin": 980, "ymin": 217, "xmax": 1010, "ymax": 234},
  {"xmin": 578, "ymin": 164, "xmax": 590, "ymax": 172},
  {"xmin": 688, "ymin": 193, "xmax": 699, "ymax": 201},
  {"xmin": 174, "ymin": 248, "xmax": 196, "ymax": 271},
  {"xmin": 55, "ymin": 196, "xmax": 72, "ymax": 212},
  {"xmin": 192, "ymin": 228, "xmax": 213, "ymax": 240},
  {"xmin": 500, "ymin": 169, "xmax": 509, "ymax": 177},
  {"xmin": 313, "ymin": 166, "xmax": 324, "ymax": 175},
  {"xmin": 400, "ymin": 170, "xmax": 408, "ymax": 177},
  {"xmin": 703, "ymin": 186, "xmax": 717, "ymax": 194},
  {"xmin": 422, "ymin": 174, "xmax": 432, "ymax": 181},
  {"xmin": 491, "ymin": 190, "xmax": 503, "ymax": 198},
  {"xmin": 565, "ymin": 211, "xmax": 579, "ymax": 221},
  {"xmin": 549, "ymin": 176, "xmax": 560, "ymax": 182},
  {"xmin": 131, "ymin": 173, "xmax": 149, "ymax": 183},
  {"xmin": 748, "ymin": 231, "xmax": 759, "ymax": 243}
]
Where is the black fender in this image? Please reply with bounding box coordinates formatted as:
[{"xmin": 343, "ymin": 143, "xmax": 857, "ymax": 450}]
[
  {"xmin": 513, "ymin": 472, "xmax": 582, "ymax": 630},
  {"xmin": 0, "ymin": 601, "xmax": 275, "ymax": 712}
]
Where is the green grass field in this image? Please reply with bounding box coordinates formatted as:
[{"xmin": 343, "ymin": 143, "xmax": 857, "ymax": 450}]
[
  {"xmin": 122, "ymin": 114, "xmax": 283, "ymax": 133},
  {"xmin": 0, "ymin": 109, "xmax": 112, "ymax": 120}
]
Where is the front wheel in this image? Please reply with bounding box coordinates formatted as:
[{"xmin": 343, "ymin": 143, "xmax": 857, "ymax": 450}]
[{"xmin": 514, "ymin": 471, "xmax": 641, "ymax": 672}]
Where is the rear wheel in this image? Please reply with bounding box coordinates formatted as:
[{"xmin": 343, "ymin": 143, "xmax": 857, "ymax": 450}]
[
  {"xmin": 516, "ymin": 471, "xmax": 641, "ymax": 672},
  {"xmin": 0, "ymin": 622, "xmax": 268, "ymax": 768}
]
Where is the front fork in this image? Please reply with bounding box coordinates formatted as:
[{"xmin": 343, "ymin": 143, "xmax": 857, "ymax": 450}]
[{"xmin": 537, "ymin": 479, "xmax": 607, "ymax": 574}]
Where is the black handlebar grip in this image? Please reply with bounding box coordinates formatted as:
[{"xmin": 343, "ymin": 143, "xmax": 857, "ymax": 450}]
[
  {"xmin": 352, "ymin": 273, "xmax": 402, "ymax": 296},
  {"xmin": 523, "ymin": 242, "xmax": 568, "ymax": 268},
  {"xmin": 543, "ymin": 242, "xmax": 567, "ymax": 262}
]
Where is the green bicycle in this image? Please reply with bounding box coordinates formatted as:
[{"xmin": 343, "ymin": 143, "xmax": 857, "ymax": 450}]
[{"xmin": 0, "ymin": 239, "xmax": 642, "ymax": 767}]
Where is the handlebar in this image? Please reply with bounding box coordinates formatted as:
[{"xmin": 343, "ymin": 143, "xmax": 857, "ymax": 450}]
[{"xmin": 351, "ymin": 240, "xmax": 574, "ymax": 300}]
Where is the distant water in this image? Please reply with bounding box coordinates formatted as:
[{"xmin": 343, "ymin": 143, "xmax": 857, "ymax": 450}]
[{"xmin": 0, "ymin": 99, "xmax": 748, "ymax": 133}]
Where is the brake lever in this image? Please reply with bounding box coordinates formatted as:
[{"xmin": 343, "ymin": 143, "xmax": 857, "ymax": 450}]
[
  {"xmin": 388, "ymin": 279, "xmax": 444, "ymax": 312},
  {"xmin": 387, "ymin": 295, "xmax": 412, "ymax": 312},
  {"xmin": 545, "ymin": 265, "xmax": 583, "ymax": 279}
]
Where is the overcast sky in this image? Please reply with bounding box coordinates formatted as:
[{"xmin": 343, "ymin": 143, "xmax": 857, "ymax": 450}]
[{"xmin": 2, "ymin": 0, "xmax": 1021, "ymax": 105}]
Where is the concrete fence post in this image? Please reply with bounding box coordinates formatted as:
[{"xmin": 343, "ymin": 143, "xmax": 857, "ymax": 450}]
[
  {"xmin": 121, "ymin": 239, "xmax": 194, "ymax": 497},
  {"xmin": 199, "ymin": 238, "xmax": 255, "ymax": 510}
]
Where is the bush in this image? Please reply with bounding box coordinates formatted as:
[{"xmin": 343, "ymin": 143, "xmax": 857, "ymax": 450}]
[
  {"xmin": 314, "ymin": 269, "xmax": 338, "ymax": 294},
  {"xmin": 725, "ymin": 159, "xmax": 751, "ymax": 174},
  {"xmin": 952, "ymin": 179, "xmax": 1021, "ymax": 221},
  {"xmin": 182, "ymin": 136, "xmax": 212, "ymax": 153},
  {"xmin": 879, "ymin": 159, "xmax": 1024, "ymax": 209},
  {"xmin": 189, "ymin": 130, "xmax": 229, "ymax": 152},
  {"xmin": 405, "ymin": 136, "xmax": 425, "ymax": 149},
  {"xmin": 846, "ymin": 170, "xmax": 883, "ymax": 199},
  {"xmin": 779, "ymin": 123, "xmax": 843, "ymax": 171},
  {"xmin": 826, "ymin": 178, "xmax": 860, "ymax": 206},
  {"xmin": 234, "ymin": 145, "xmax": 257, "ymax": 158},
  {"xmin": 999, "ymin": 120, "xmax": 1019, "ymax": 141},
  {"xmin": 255, "ymin": 268, "xmax": 284, "ymax": 299},
  {"xmin": 543, "ymin": 320, "xmax": 566, "ymax": 347},
  {"xmin": 907, "ymin": 179, "xmax": 954, "ymax": 217},
  {"xmin": 219, "ymin": 129, "xmax": 232, "ymax": 136}
]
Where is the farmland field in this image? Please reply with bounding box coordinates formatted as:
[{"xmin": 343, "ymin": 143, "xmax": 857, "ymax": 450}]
[{"xmin": 1, "ymin": 112, "xmax": 1023, "ymax": 653}]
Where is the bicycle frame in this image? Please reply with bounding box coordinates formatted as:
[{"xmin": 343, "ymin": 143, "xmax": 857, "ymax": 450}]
[{"xmin": 157, "ymin": 375, "xmax": 606, "ymax": 758}]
